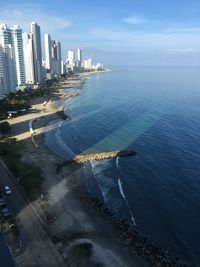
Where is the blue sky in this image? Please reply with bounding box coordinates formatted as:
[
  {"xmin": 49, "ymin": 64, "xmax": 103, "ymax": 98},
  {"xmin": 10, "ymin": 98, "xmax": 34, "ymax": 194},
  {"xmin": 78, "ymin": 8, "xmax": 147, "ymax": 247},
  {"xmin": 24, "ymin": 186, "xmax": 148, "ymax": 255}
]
[{"xmin": 1, "ymin": 0, "xmax": 200, "ymax": 66}]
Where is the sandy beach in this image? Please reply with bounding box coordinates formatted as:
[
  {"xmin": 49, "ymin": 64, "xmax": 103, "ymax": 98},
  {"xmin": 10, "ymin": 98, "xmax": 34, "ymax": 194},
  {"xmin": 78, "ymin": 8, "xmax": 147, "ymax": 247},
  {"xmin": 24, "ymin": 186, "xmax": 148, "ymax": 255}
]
[{"xmin": 6, "ymin": 76, "xmax": 149, "ymax": 267}]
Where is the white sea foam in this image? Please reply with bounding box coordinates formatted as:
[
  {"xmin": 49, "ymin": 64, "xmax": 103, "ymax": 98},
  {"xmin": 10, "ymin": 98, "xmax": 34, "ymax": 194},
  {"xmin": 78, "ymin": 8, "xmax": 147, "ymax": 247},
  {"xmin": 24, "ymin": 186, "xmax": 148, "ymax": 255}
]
[
  {"xmin": 117, "ymin": 177, "xmax": 136, "ymax": 226},
  {"xmin": 116, "ymin": 156, "xmax": 120, "ymax": 168},
  {"xmin": 91, "ymin": 160, "xmax": 115, "ymax": 202}
]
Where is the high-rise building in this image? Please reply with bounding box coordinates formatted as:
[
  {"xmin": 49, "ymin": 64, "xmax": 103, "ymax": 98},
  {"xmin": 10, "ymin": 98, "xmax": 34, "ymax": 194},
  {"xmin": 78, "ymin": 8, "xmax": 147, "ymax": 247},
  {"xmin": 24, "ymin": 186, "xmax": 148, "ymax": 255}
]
[
  {"xmin": 83, "ymin": 58, "xmax": 92, "ymax": 70},
  {"xmin": 23, "ymin": 32, "xmax": 35, "ymax": 84},
  {"xmin": 51, "ymin": 40, "xmax": 61, "ymax": 75},
  {"xmin": 44, "ymin": 33, "xmax": 52, "ymax": 70},
  {"xmin": 0, "ymin": 46, "xmax": 4, "ymax": 98},
  {"xmin": 0, "ymin": 24, "xmax": 17, "ymax": 96},
  {"xmin": 31, "ymin": 22, "xmax": 42, "ymax": 83},
  {"xmin": 76, "ymin": 48, "xmax": 82, "ymax": 70},
  {"xmin": 67, "ymin": 50, "xmax": 75, "ymax": 71},
  {"xmin": 11, "ymin": 25, "xmax": 25, "ymax": 86}
]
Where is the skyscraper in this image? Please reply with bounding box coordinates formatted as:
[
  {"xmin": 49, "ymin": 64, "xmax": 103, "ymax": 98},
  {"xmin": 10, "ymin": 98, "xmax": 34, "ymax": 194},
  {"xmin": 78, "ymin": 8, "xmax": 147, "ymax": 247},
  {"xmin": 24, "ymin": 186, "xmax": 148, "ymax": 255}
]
[
  {"xmin": 0, "ymin": 24, "xmax": 17, "ymax": 95},
  {"xmin": 76, "ymin": 48, "xmax": 82, "ymax": 70},
  {"xmin": 51, "ymin": 40, "xmax": 61, "ymax": 75},
  {"xmin": 31, "ymin": 22, "xmax": 42, "ymax": 83},
  {"xmin": 11, "ymin": 25, "xmax": 25, "ymax": 86},
  {"xmin": 44, "ymin": 33, "xmax": 52, "ymax": 70},
  {"xmin": 23, "ymin": 32, "xmax": 35, "ymax": 84},
  {"xmin": 67, "ymin": 50, "xmax": 75, "ymax": 71}
]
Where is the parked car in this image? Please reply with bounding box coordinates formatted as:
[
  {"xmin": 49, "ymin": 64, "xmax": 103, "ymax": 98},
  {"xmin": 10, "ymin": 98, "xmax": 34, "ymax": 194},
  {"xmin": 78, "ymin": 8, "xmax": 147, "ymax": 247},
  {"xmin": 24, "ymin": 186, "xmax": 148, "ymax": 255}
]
[
  {"xmin": 4, "ymin": 186, "xmax": 11, "ymax": 195},
  {"xmin": 0, "ymin": 199, "xmax": 7, "ymax": 209}
]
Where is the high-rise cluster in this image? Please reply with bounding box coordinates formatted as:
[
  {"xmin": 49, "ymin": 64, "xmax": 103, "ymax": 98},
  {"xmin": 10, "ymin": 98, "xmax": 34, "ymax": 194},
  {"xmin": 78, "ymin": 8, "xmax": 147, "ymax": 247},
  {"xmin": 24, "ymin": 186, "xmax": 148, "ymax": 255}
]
[
  {"xmin": 0, "ymin": 21, "xmax": 105, "ymax": 99},
  {"xmin": 0, "ymin": 22, "xmax": 62, "ymax": 99},
  {"xmin": 66, "ymin": 49, "xmax": 104, "ymax": 72}
]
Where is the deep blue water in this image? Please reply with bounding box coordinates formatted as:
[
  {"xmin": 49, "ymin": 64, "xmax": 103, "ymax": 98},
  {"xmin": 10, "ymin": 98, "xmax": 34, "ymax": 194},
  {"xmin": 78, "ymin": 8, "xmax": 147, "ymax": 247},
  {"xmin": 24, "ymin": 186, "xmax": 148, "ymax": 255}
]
[{"xmin": 46, "ymin": 66, "xmax": 200, "ymax": 266}]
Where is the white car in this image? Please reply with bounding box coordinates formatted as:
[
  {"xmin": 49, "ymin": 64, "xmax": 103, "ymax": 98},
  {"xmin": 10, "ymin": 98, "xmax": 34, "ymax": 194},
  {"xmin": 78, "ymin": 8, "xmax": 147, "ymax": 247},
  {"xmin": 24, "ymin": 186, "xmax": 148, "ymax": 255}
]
[{"xmin": 4, "ymin": 186, "xmax": 11, "ymax": 195}]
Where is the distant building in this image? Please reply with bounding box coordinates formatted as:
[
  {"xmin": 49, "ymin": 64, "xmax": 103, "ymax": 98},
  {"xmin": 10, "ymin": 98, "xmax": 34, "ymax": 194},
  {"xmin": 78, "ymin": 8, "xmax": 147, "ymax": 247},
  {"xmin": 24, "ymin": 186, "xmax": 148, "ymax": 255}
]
[
  {"xmin": 51, "ymin": 40, "xmax": 61, "ymax": 75},
  {"xmin": 83, "ymin": 58, "xmax": 92, "ymax": 70},
  {"xmin": 31, "ymin": 22, "xmax": 42, "ymax": 83},
  {"xmin": 0, "ymin": 44, "xmax": 16, "ymax": 96},
  {"xmin": 11, "ymin": 25, "xmax": 25, "ymax": 86},
  {"xmin": 23, "ymin": 32, "xmax": 35, "ymax": 85},
  {"xmin": 61, "ymin": 60, "xmax": 66, "ymax": 75},
  {"xmin": 67, "ymin": 50, "xmax": 75, "ymax": 71},
  {"xmin": 44, "ymin": 33, "xmax": 52, "ymax": 70},
  {"xmin": 0, "ymin": 24, "xmax": 17, "ymax": 96},
  {"xmin": 76, "ymin": 48, "xmax": 82, "ymax": 71}
]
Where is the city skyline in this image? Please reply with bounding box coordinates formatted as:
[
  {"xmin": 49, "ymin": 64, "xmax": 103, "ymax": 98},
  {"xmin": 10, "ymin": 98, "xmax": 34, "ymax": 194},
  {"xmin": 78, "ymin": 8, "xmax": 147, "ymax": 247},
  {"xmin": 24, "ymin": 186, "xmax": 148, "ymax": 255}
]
[{"xmin": 1, "ymin": 0, "xmax": 200, "ymax": 66}]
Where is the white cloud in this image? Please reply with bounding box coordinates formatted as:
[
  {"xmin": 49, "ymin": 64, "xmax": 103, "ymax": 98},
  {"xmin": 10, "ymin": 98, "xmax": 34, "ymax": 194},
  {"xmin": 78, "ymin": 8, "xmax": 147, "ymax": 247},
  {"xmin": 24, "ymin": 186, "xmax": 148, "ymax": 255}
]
[
  {"xmin": 169, "ymin": 48, "xmax": 194, "ymax": 54},
  {"xmin": 124, "ymin": 15, "xmax": 145, "ymax": 24},
  {"xmin": 89, "ymin": 27, "xmax": 200, "ymax": 51},
  {"xmin": 0, "ymin": 4, "xmax": 71, "ymax": 34}
]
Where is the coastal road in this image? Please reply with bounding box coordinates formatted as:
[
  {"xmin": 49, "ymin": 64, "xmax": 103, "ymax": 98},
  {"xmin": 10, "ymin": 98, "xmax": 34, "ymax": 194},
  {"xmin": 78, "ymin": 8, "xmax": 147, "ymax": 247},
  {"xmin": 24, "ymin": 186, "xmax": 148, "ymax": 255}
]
[{"xmin": 0, "ymin": 160, "xmax": 67, "ymax": 267}]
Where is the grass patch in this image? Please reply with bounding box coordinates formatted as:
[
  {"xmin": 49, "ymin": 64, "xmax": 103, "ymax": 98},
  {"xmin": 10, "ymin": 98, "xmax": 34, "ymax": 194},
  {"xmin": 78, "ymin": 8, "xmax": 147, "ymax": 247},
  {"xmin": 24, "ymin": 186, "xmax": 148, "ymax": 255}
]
[{"xmin": 0, "ymin": 137, "xmax": 43, "ymax": 200}]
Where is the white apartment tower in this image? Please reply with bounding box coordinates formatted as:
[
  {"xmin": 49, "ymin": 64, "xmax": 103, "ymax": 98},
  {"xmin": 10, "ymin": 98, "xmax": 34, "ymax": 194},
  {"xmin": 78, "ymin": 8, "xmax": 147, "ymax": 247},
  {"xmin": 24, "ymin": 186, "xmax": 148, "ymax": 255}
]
[
  {"xmin": 11, "ymin": 25, "xmax": 25, "ymax": 86},
  {"xmin": 0, "ymin": 24, "xmax": 17, "ymax": 96},
  {"xmin": 51, "ymin": 40, "xmax": 61, "ymax": 75},
  {"xmin": 23, "ymin": 32, "xmax": 35, "ymax": 84},
  {"xmin": 44, "ymin": 33, "xmax": 52, "ymax": 70},
  {"xmin": 76, "ymin": 48, "xmax": 82, "ymax": 70},
  {"xmin": 31, "ymin": 22, "xmax": 42, "ymax": 83},
  {"xmin": 67, "ymin": 50, "xmax": 75, "ymax": 71}
]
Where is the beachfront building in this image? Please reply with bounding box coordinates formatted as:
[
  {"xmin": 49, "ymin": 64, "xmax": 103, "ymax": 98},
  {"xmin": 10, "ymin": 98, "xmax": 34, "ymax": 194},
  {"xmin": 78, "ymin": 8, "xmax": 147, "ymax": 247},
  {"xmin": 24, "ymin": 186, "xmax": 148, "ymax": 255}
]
[
  {"xmin": 31, "ymin": 22, "xmax": 43, "ymax": 84},
  {"xmin": 0, "ymin": 24, "xmax": 17, "ymax": 96},
  {"xmin": 44, "ymin": 35, "xmax": 62, "ymax": 78},
  {"xmin": 0, "ymin": 44, "xmax": 17, "ymax": 97},
  {"xmin": 23, "ymin": 32, "xmax": 35, "ymax": 85},
  {"xmin": 44, "ymin": 33, "xmax": 52, "ymax": 70},
  {"xmin": 61, "ymin": 60, "xmax": 67, "ymax": 75},
  {"xmin": 83, "ymin": 58, "xmax": 92, "ymax": 71},
  {"xmin": 76, "ymin": 48, "xmax": 82, "ymax": 71},
  {"xmin": 11, "ymin": 25, "xmax": 25, "ymax": 87},
  {"xmin": 67, "ymin": 50, "xmax": 75, "ymax": 71},
  {"xmin": 51, "ymin": 40, "xmax": 61, "ymax": 75},
  {"xmin": 0, "ymin": 45, "xmax": 5, "ymax": 98}
]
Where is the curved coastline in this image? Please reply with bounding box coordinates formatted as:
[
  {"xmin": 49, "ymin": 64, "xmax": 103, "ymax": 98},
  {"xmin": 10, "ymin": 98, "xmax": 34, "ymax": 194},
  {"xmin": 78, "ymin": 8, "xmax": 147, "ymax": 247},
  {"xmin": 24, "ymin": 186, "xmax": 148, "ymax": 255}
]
[{"xmin": 43, "ymin": 73, "xmax": 190, "ymax": 267}]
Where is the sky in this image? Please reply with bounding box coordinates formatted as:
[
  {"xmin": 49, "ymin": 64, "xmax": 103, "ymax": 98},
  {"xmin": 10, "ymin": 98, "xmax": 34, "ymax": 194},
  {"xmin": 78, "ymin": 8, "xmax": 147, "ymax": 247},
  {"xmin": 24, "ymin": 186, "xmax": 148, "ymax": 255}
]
[{"xmin": 1, "ymin": 0, "xmax": 200, "ymax": 66}]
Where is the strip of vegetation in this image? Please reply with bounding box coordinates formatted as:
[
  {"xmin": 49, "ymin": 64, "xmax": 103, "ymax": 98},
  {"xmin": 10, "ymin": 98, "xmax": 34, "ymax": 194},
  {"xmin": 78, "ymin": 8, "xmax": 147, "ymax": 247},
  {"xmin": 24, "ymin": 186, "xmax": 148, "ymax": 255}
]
[{"xmin": 0, "ymin": 137, "xmax": 43, "ymax": 200}]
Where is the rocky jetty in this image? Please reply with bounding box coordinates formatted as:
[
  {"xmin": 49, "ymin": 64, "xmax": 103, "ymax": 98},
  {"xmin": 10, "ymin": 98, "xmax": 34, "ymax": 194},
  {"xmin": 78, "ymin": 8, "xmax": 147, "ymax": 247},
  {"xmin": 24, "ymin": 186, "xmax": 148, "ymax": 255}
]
[{"xmin": 62, "ymin": 150, "xmax": 136, "ymax": 165}]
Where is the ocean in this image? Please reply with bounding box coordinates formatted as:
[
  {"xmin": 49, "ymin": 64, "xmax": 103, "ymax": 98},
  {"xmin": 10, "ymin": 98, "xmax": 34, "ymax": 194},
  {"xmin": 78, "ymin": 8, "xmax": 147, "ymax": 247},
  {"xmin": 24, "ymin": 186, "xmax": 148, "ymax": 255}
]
[{"xmin": 45, "ymin": 66, "xmax": 200, "ymax": 266}]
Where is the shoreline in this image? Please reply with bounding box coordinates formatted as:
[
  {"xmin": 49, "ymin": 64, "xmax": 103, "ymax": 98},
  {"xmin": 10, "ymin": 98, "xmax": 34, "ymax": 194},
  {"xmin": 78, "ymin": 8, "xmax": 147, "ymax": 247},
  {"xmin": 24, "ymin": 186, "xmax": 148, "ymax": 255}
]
[{"xmin": 5, "ymin": 73, "xmax": 189, "ymax": 267}]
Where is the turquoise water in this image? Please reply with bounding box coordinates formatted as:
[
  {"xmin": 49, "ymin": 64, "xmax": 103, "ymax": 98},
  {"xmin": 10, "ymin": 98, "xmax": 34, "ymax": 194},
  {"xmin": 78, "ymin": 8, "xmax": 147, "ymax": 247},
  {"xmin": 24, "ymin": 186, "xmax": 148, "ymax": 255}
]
[{"xmin": 46, "ymin": 66, "xmax": 200, "ymax": 266}]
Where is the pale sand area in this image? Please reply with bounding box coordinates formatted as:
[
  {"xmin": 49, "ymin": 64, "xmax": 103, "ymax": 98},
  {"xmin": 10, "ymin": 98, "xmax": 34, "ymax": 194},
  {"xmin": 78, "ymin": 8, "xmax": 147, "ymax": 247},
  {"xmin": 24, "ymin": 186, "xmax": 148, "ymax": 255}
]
[{"xmin": 6, "ymin": 83, "xmax": 149, "ymax": 266}]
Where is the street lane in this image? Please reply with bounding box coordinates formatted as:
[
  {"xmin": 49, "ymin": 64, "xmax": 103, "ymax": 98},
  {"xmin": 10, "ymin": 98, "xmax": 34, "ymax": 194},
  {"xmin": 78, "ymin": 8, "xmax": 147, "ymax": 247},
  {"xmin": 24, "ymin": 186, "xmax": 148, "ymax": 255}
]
[{"xmin": 0, "ymin": 159, "xmax": 66, "ymax": 267}]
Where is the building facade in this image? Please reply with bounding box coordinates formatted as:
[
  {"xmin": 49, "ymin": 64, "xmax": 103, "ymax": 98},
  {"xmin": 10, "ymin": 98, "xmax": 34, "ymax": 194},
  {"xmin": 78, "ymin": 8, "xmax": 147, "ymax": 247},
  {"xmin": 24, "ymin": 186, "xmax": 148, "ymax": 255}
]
[
  {"xmin": 11, "ymin": 25, "xmax": 25, "ymax": 86},
  {"xmin": 23, "ymin": 32, "xmax": 35, "ymax": 85},
  {"xmin": 31, "ymin": 22, "xmax": 42, "ymax": 83}
]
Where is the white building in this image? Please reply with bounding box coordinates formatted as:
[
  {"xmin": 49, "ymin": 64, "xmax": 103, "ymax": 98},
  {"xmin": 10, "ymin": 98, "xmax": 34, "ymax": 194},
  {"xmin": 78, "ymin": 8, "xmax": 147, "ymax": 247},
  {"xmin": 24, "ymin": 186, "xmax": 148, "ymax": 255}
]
[
  {"xmin": 31, "ymin": 22, "xmax": 42, "ymax": 83},
  {"xmin": 0, "ymin": 44, "xmax": 17, "ymax": 97},
  {"xmin": 11, "ymin": 25, "xmax": 25, "ymax": 86},
  {"xmin": 76, "ymin": 48, "xmax": 82, "ymax": 70},
  {"xmin": 44, "ymin": 33, "xmax": 52, "ymax": 70},
  {"xmin": 23, "ymin": 32, "xmax": 35, "ymax": 85},
  {"xmin": 0, "ymin": 24, "xmax": 17, "ymax": 96},
  {"xmin": 61, "ymin": 60, "xmax": 66, "ymax": 75},
  {"xmin": 51, "ymin": 40, "xmax": 61, "ymax": 75},
  {"xmin": 83, "ymin": 58, "xmax": 92, "ymax": 70},
  {"xmin": 67, "ymin": 50, "xmax": 75, "ymax": 71}
]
